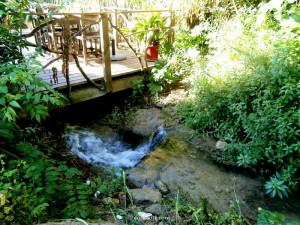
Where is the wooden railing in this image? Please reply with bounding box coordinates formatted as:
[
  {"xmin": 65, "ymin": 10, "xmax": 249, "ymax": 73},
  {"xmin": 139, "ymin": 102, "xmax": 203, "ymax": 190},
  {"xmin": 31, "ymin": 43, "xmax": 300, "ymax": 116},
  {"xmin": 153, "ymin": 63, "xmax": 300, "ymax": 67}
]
[{"xmin": 22, "ymin": 10, "xmax": 174, "ymax": 95}]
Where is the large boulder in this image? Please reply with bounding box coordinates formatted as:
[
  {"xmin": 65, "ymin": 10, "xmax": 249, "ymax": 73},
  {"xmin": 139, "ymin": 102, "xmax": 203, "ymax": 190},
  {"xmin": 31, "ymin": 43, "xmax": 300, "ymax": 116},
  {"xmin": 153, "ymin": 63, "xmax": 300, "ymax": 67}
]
[{"xmin": 125, "ymin": 108, "xmax": 164, "ymax": 137}]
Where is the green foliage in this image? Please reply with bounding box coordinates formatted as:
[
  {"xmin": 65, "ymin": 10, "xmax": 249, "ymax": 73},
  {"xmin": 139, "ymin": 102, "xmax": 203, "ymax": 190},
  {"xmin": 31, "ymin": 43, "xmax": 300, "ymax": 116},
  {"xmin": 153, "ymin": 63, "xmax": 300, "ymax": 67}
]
[
  {"xmin": 0, "ymin": 0, "xmax": 65, "ymax": 122},
  {"xmin": 0, "ymin": 56, "xmax": 65, "ymax": 122},
  {"xmin": 169, "ymin": 193, "xmax": 246, "ymax": 225},
  {"xmin": 264, "ymin": 172, "xmax": 289, "ymax": 199},
  {"xmin": 179, "ymin": 1, "xmax": 300, "ymax": 197},
  {"xmin": 257, "ymin": 208, "xmax": 300, "ymax": 225},
  {"xmin": 0, "ymin": 128, "xmax": 123, "ymax": 224}
]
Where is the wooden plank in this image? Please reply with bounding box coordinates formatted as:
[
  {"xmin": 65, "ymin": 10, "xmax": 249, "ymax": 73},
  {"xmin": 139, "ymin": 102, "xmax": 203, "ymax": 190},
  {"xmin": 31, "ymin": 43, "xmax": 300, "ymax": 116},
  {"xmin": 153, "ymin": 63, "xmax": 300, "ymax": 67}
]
[
  {"xmin": 100, "ymin": 14, "xmax": 112, "ymax": 92},
  {"xmin": 112, "ymin": 75, "xmax": 141, "ymax": 92}
]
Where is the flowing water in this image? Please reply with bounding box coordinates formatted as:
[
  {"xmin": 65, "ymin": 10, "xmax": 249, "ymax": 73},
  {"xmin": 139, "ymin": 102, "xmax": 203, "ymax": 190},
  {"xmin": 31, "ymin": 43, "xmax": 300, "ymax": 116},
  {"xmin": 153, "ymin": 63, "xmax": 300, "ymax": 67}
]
[{"xmin": 63, "ymin": 125, "xmax": 166, "ymax": 168}]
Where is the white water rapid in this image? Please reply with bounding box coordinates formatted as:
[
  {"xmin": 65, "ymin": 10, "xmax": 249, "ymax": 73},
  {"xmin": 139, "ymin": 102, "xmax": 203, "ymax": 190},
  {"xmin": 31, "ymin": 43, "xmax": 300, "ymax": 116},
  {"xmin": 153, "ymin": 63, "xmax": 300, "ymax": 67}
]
[{"xmin": 63, "ymin": 125, "xmax": 166, "ymax": 168}]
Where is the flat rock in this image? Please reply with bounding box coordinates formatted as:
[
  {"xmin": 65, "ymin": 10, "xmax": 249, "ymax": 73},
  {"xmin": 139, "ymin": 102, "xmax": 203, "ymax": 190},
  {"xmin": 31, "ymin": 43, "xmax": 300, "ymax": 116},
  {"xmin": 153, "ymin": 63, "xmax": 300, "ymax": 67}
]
[
  {"xmin": 130, "ymin": 187, "xmax": 162, "ymax": 204},
  {"xmin": 154, "ymin": 180, "xmax": 169, "ymax": 194},
  {"xmin": 144, "ymin": 203, "xmax": 163, "ymax": 215},
  {"xmin": 127, "ymin": 167, "xmax": 157, "ymax": 188}
]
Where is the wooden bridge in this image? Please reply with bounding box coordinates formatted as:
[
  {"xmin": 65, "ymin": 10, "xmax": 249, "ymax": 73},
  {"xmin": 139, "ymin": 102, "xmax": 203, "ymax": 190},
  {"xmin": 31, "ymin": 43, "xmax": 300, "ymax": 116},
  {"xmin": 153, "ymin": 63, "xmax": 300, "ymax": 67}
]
[{"xmin": 24, "ymin": 10, "xmax": 174, "ymax": 103}]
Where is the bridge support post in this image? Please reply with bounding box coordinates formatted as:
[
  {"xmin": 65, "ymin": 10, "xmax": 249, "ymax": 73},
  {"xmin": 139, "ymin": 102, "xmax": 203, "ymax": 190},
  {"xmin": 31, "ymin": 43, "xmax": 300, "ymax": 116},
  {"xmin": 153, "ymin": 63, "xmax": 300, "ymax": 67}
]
[{"xmin": 100, "ymin": 13, "xmax": 112, "ymax": 92}]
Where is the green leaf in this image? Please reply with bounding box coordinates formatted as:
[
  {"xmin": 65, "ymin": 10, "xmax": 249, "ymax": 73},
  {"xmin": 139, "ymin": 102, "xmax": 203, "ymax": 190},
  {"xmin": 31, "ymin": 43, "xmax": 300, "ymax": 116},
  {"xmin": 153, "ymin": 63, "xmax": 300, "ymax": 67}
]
[
  {"xmin": 57, "ymin": 165, "xmax": 68, "ymax": 171},
  {"xmin": 0, "ymin": 97, "xmax": 5, "ymax": 105},
  {"xmin": 65, "ymin": 168, "xmax": 82, "ymax": 178},
  {"xmin": 0, "ymin": 86, "xmax": 8, "ymax": 94},
  {"xmin": 45, "ymin": 187, "xmax": 56, "ymax": 194},
  {"xmin": 35, "ymin": 114, "xmax": 41, "ymax": 123},
  {"xmin": 0, "ymin": 128, "xmax": 14, "ymax": 140},
  {"xmin": 9, "ymin": 100, "xmax": 21, "ymax": 108},
  {"xmin": 79, "ymin": 200, "xmax": 89, "ymax": 205},
  {"xmin": 290, "ymin": 13, "xmax": 300, "ymax": 23},
  {"xmin": 257, "ymin": 208, "xmax": 286, "ymax": 225}
]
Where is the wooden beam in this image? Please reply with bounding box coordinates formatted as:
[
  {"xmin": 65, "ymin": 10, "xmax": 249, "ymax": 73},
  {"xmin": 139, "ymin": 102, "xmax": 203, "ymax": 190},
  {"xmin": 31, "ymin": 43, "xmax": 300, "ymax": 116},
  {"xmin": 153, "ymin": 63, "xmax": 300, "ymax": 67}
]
[
  {"xmin": 112, "ymin": 75, "xmax": 141, "ymax": 93},
  {"xmin": 100, "ymin": 14, "xmax": 112, "ymax": 92}
]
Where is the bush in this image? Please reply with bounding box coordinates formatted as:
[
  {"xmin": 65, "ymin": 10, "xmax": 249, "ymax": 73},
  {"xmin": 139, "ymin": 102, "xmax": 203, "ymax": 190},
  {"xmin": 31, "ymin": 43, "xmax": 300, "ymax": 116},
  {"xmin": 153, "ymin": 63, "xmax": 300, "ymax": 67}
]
[{"xmin": 180, "ymin": 1, "xmax": 300, "ymax": 197}]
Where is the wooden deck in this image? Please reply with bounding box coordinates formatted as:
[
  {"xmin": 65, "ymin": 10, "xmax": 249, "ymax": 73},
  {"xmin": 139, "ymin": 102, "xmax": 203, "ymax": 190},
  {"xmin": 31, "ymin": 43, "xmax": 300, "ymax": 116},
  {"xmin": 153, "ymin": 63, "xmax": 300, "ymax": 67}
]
[
  {"xmin": 21, "ymin": 10, "xmax": 173, "ymax": 103},
  {"xmin": 38, "ymin": 49, "xmax": 152, "ymax": 90}
]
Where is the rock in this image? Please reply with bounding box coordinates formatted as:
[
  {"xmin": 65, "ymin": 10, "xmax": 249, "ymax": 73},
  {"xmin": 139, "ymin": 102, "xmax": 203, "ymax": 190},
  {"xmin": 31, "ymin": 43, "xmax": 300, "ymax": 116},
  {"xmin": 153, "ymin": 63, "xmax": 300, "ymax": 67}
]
[
  {"xmin": 215, "ymin": 140, "xmax": 227, "ymax": 150},
  {"xmin": 144, "ymin": 203, "xmax": 163, "ymax": 215},
  {"xmin": 127, "ymin": 167, "xmax": 158, "ymax": 188},
  {"xmin": 130, "ymin": 187, "xmax": 162, "ymax": 204},
  {"xmin": 116, "ymin": 215, "xmax": 123, "ymax": 220},
  {"xmin": 154, "ymin": 180, "xmax": 169, "ymax": 194},
  {"xmin": 137, "ymin": 212, "xmax": 153, "ymax": 219},
  {"xmin": 125, "ymin": 108, "xmax": 164, "ymax": 136}
]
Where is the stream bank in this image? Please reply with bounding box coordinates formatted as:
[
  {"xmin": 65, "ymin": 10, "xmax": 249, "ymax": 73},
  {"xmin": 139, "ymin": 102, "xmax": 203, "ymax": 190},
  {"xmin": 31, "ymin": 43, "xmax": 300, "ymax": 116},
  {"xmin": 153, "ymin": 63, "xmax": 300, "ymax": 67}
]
[
  {"xmin": 42, "ymin": 89, "xmax": 300, "ymax": 224},
  {"xmin": 120, "ymin": 89, "xmax": 300, "ymax": 223}
]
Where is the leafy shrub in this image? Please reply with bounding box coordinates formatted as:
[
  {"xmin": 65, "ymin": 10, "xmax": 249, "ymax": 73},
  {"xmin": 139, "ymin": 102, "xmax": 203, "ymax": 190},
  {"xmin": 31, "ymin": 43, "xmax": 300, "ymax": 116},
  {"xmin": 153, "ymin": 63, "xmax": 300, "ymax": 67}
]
[
  {"xmin": 180, "ymin": 1, "xmax": 300, "ymax": 197},
  {"xmin": 0, "ymin": 2, "xmax": 123, "ymax": 224},
  {"xmin": 0, "ymin": 0, "xmax": 65, "ymax": 122},
  {"xmin": 257, "ymin": 208, "xmax": 300, "ymax": 225},
  {"xmin": 0, "ymin": 121, "xmax": 123, "ymax": 224}
]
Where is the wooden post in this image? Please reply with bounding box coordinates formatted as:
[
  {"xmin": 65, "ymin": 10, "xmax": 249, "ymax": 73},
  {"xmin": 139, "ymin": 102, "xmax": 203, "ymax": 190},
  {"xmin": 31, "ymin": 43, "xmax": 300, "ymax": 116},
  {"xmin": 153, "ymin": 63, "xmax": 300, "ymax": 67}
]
[
  {"xmin": 113, "ymin": 10, "xmax": 119, "ymax": 48},
  {"xmin": 168, "ymin": 11, "xmax": 175, "ymax": 44},
  {"xmin": 100, "ymin": 14, "xmax": 112, "ymax": 92}
]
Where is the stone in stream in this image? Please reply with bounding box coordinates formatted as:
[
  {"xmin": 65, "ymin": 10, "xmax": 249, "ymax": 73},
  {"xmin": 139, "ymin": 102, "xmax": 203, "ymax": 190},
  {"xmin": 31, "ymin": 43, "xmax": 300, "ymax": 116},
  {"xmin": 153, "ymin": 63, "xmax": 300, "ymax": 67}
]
[
  {"xmin": 125, "ymin": 108, "xmax": 164, "ymax": 137},
  {"xmin": 130, "ymin": 187, "xmax": 162, "ymax": 204}
]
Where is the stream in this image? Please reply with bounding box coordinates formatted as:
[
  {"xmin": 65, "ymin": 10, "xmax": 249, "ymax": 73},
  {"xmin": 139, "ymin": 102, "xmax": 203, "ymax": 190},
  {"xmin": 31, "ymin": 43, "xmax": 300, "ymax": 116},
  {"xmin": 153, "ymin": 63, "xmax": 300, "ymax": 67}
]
[
  {"xmin": 52, "ymin": 94, "xmax": 300, "ymax": 223},
  {"xmin": 63, "ymin": 125, "xmax": 166, "ymax": 168}
]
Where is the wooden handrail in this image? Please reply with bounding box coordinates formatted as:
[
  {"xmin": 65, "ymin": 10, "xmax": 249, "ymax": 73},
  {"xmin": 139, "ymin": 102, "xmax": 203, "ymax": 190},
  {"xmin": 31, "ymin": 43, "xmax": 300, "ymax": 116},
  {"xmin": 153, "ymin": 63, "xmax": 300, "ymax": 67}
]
[
  {"xmin": 20, "ymin": 9, "xmax": 172, "ymax": 16},
  {"xmin": 124, "ymin": 27, "xmax": 172, "ymax": 37}
]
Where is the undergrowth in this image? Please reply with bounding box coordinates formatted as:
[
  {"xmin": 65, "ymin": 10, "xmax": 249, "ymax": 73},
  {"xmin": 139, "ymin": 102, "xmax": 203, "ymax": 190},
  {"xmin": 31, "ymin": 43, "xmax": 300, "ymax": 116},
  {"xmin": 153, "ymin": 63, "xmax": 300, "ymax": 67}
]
[
  {"xmin": 0, "ymin": 123, "xmax": 124, "ymax": 224},
  {"xmin": 179, "ymin": 0, "xmax": 300, "ymax": 198}
]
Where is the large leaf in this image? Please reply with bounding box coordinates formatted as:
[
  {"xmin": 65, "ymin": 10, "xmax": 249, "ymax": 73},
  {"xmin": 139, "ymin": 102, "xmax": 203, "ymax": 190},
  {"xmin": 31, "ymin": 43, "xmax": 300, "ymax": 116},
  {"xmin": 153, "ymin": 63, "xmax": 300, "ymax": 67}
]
[
  {"xmin": 257, "ymin": 208, "xmax": 285, "ymax": 225},
  {"xmin": 0, "ymin": 120, "xmax": 22, "ymax": 141}
]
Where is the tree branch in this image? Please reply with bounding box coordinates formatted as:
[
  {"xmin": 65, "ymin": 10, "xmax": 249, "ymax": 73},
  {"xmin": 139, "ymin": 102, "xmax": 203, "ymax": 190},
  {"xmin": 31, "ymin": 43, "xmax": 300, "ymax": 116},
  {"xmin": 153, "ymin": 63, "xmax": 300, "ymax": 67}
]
[
  {"xmin": 72, "ymin": 53, "xmax": 104, "ymax": 90},
  {"xmin": 42, "ymin": 55, "xmax": 63, "ymax": 69},
  {"xmin": 108, "ymin": 18, "xmax": 148, "ymax": 75},
  {"xmin": 22, "ymin": 18, "xmax": 62, "ymax": 38}
]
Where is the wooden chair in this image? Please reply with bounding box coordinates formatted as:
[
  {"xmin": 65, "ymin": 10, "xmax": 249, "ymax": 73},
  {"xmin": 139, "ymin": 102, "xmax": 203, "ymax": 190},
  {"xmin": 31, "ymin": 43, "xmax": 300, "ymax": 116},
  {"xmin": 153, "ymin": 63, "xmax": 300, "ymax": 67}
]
[
  {"xmin": 47, "ymin": 16, "xmax": 80, "ymax": 56},
  {"xmin": 75, "ymin": 14, "xmax": 102, "ymax": 64},
  {"xmin": 31, "ymin": 16, "xmax": 49, "ymax": 52}
]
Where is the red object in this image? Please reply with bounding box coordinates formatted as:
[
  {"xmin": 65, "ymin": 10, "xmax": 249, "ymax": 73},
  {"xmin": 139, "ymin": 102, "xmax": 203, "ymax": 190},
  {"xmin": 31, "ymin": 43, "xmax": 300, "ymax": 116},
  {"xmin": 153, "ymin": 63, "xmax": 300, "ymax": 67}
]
[{"xmin": 146, "ymin": 46, "xmax": 159, "ymax": 61}]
